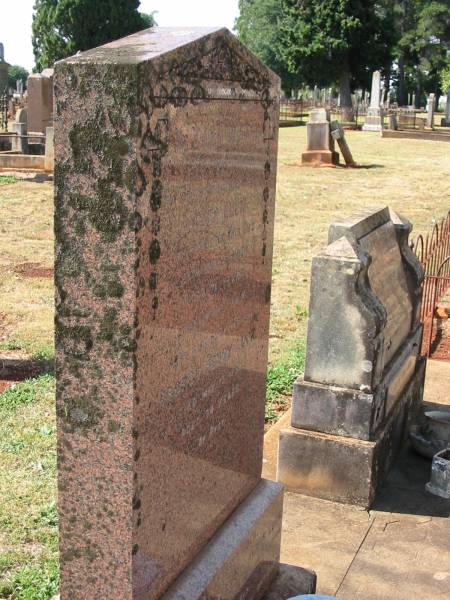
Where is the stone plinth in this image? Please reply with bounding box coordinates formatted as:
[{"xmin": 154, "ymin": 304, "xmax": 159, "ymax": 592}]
[
  {"xmin": 27, "ymin": 69, "xmax": 53, "ymax": 134},
  {"xmin": 277, "ymin": 206, "xmax": 426, "ymax": 507},
  {"xmin": 278, "ymin": 359, "xmax": 425, "ymax": 507},
  {"xmin": 55, "ymin": 27, "xmax": 285, "ymax": 600},
  {"xmin": 301, "ymin": 108, "xmax": 339, "ymax": 166}
]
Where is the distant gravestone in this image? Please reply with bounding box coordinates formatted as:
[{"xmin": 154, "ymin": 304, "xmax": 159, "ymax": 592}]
[
  {"xmin": 362, "ymin": 70, "xmax": 383, "ymax": 131},
  {"xmin": 426, "ymin": 93, "xmax": 435, "ymax": 128},
  {"xmin": 27, "ymin": 69, "xmax": 53, "ymax": 134},
  {"xmin": 55, "ymin": 26, "xmax": 285, "ymax": 599},
  {"xmin": 441, "ymin": 89, "xmax": 450, "ymax": 127},
  {"xmin": 277, "ymin": 206, "xmax": 426, "ymax": 507},
  {"xmin": 11, "ymin": 107, "xmax": 28, "ymax": 153},
  {"xmin": 301, "ymin": 108, "xmax": 339, "ymax": 166}
]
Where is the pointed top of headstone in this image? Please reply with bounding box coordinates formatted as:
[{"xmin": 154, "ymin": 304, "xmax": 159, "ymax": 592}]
[{"xmin": 56, "ymin": 26, "xmax": 280, "ymax": 85}]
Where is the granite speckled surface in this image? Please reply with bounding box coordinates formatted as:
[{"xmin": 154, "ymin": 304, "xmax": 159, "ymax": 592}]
[{"xmin": 55, "ymin": 26, "xmax": 280, "ymax": 599}]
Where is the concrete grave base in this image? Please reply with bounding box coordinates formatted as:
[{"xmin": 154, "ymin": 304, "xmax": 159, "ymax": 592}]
[
  {"xmin": 0, "ymin": 154, "xmax": 45, "ymax": 170},
  {"xmin": 301, "ymin": 150, "xmax": 340, "ymax": 167},
  {"xmin": 362, "ymin": 119, "xmax": 383, "ymax": 132},
  {"xmin": 163, "ymin": 479, "xmax": 284, "ymax": 600},
  {"xmin": 277, "ymin": 359, "xmax": 425, "ymax": 508},
  {"xmin": 382, "ymin": 129, "xmax": 450, "ymax": 142}
]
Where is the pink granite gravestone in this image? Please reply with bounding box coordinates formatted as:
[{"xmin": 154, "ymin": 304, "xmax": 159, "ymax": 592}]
[
  {"xmin": 55, "ymin": 27, "xmax": 283, "ymax": 599},
  {"xmin": 27, "ymin": 68, "xmax": 54, "ymax": 134}
]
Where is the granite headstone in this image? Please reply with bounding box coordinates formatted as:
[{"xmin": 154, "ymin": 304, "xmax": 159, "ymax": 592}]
[{"xmin": 55, "ymin": 26, "xmax": 284, "ymax": 600}]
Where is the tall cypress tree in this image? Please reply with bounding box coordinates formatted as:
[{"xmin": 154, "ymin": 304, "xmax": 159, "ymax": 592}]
[
  {"xmin": 32, "ymin": 0, "xmax": 155, "ymax": 71},
  {"xmin": 276, "ymin": 0, "xmax": 396, "ymax": 119}
]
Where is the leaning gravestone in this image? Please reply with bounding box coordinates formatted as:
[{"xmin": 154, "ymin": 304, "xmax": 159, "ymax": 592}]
[
  {"xmin": 277, "ymin": 206, "xmax": 426, "ymax": 507},
  {"xmin": 55, "ymin": 27, "xmax": 285, "ymax": 599}
]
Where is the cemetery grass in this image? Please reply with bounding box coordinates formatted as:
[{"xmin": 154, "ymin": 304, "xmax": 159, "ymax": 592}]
[
  {"xmin": 0, "ymin": 375, "xmax": 58, "ymax": 600},
  {"xmin": 0, "ymin": 180, "xmax": 54, "ymax": 358}
]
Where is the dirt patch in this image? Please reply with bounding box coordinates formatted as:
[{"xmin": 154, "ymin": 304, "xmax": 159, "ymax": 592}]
[
  {"xmin": 14, "ymin": 262, "xmax": 53, "ymax": 278},
  {"xmin": 0, "ymin": 380, "xmax": 17, "ymax": 393}
]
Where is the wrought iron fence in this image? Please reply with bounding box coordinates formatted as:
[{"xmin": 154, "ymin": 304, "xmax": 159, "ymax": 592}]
[{"xmin": 410, "ymin": 211, "xmax": 450, "ymax": 357}]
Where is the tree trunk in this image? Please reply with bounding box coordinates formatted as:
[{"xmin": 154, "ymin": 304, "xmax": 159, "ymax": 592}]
[{"xmin": 339, "ymin": 62, "xmax": 354, "ymax": 123}]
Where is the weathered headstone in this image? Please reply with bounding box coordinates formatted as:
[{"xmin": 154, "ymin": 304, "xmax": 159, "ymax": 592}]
[
  {"xmin": 330, "ymin": 121, "xmax": 355, "ymax": 167},
  {"xmin": 362, "ymin": 71, "xmax": 383, "ymax": 131},
  {"xmin": 301, "ymin": 108, "xmax": 339, "ymax": 166},
  {"xmin": 426, "ymin": 93, "xmax": 435, "ymax": 128},
  {"xmin": 44, "ymin": 126, "xmax": 54, "ymax": 171},
  {"xmin": 11, "ymin": 107, "xmax": 28, "ymax": 153},
  {"xmin": 441, "ymin": 89, "xmax": 450, "ymax": 126},
  {"xmin": 27, "ymin": 68, "xmax": 53, "ymax": 134},
  {"xmin": 55, "ymin": 26, "xmax": 284, "ymax": 599},
  {"xmin": 277, "ymin": 206, "xmax": 426, "ymax": 507}
]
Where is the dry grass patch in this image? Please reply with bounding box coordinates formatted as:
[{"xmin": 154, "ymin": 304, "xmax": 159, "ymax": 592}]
[
  {"xmin": 0, "ymin": 181, "xmax": 53, "ymax": 356},
  {"xmin": 270, "ymin": 127, "xmax": 450, "ymax": 362}
]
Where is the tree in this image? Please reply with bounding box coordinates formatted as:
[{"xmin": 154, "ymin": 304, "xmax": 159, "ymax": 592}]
[
  {"xmin": 7, "ymin": 65, "xmax": 29, "ymax": 90},
  {"xmin": 394, "ymin": 0, "xmax": 450, "ymax": 106},
  {"xmin": 235, "ymin": 0, "xmax": 299, "ymax": 95},
  {"xmin": 276, "ymin": 0, "xmax": 396, "ymax": 120},
  {"xmin": 441, "ymin": 61, "xmax": 450, "ymax": 93},
  {"xmin": 32, "ymin": 0, "xmax": 155, "ymax": 71}
]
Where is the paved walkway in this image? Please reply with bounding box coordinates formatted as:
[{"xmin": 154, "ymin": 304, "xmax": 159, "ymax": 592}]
[{"xmin": 263, "ymin": 360, "xmax": 450, "ymax": 599}]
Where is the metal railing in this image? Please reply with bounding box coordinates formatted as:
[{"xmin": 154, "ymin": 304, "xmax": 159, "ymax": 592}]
[{"xmin": 410, "ymin": 211, "xmax": 450, "ymax": 357}]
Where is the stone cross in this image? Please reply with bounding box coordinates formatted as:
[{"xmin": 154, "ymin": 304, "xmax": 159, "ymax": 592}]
[{"xmin": 55, "ymin": 26, "xmax": 283, "ymax": 600}]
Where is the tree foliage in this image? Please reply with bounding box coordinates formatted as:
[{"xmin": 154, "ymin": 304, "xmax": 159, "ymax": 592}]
[
  {"xmin": 32, "ymin": 0, "xmax": 155, "ymax": 71},
  {"xmin": 236, "ymin": 0, "xmax": 395, "ymax": 101},
  {"xmin": 394, "ymin": 0, "xmax": 450, "ymax": 103},
  {"xmin": 7, "ymin": 65, "xmax": 29, "ymax": 90},
  {"xmin": 235, "ymin": 0, "xmax": 298, "ymax": 93},
  {"xmin": 278, "ymin": 0, "xmax": 394, "ymax": 87}
]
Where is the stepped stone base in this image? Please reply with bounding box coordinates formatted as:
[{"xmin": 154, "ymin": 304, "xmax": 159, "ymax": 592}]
[
  {"xmin": 301, "ymin": 150, "xmax": 340, "ymax": 166},
  {"xmin": 163, "ymin": 479, "xmax": 284, "ymax": 600},
  {"xmin": 277, "ymin": 359, "xmax": 425, "ymax": 508}
]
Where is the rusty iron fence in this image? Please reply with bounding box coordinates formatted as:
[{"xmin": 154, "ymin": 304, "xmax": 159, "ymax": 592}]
[{"xmin": 410, "ymin": 211, "xmax": 450, "ymax": 357}]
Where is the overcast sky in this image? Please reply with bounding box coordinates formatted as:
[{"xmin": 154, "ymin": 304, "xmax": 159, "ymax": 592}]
[{"xmin": 0, "ymin": 0, "xmax": 240, "ymax": 71}]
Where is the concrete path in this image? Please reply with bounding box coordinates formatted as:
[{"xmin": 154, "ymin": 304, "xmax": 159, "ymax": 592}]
[{"xmin": 263, "ymin": 360, "xmax": 450, "ymax": 599}]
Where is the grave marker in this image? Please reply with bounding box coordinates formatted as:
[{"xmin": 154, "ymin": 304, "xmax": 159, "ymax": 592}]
[
  {"xmin": 362, "ymin": 71, "xmax": 383, "ymax": 131},
  {"xmin": 55, "ymin": 26, "xmax": 285, "ymax": 599},
  {"xmin": 277, "ymin": 207, "xmax": 426, "ymax": 507}
]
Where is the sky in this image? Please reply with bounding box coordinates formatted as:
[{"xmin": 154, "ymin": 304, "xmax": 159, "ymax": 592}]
[{"xmin": 0, "ymin": 0, "xmax": 240, "ymax": 71}]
